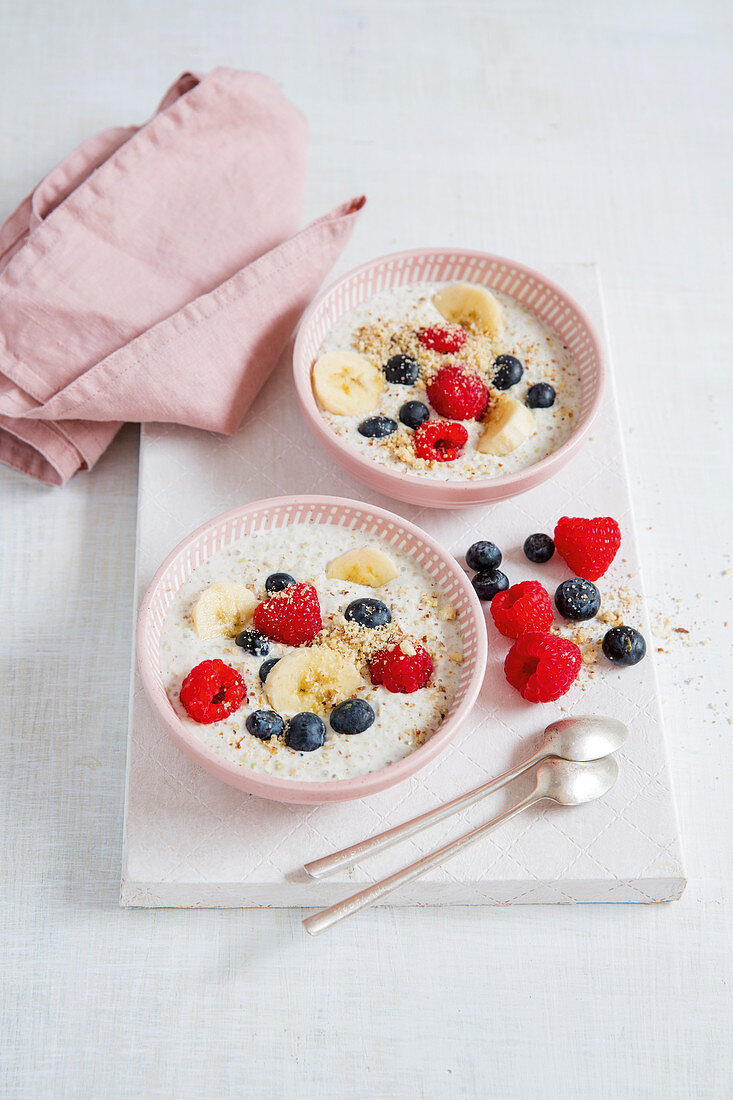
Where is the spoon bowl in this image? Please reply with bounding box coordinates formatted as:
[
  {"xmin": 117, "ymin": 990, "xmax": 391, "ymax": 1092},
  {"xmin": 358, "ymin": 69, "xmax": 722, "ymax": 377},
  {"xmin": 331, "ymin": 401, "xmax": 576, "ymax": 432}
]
[
  {"xmin": 535, "ymin": 756, "xmax": 620, "ymax": 806},
  {"xmin": 541, "ymin": 716, "xmax": 628, "ymax": 764}
]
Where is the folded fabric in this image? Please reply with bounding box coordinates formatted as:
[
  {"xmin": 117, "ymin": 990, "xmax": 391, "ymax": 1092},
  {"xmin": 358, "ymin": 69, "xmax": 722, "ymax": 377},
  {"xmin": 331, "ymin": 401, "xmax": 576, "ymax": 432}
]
[{"xmin": 0, "ymin": 68, "xmax": 365, "ymax": 485}]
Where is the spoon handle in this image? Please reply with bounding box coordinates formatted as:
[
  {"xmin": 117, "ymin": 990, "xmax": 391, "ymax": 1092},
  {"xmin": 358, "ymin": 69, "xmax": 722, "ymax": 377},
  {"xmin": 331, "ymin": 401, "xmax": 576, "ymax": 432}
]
[
  {"xmin": 302, "ymin": 792, "xmax": 541, "ymax": 936},
  {"xmin": 303, "ymin": 751, "xmax": 543, "ymax": 880}
]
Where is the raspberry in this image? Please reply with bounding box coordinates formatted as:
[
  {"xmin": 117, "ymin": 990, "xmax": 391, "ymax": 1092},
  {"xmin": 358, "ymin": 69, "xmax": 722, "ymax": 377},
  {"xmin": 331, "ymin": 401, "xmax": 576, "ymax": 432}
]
[
  {"xmin": 179, "ymin": 659, "xmax": 246, "ymax": 724},
  {"xmin": 414, "ymin": 420, "xmax": 468, "ymax": 462},
  {"xmin": 504, "ymin": 632, "xmax": 581, "ymax": 703},
  {"xmin": 253, "ymin": 582, "xmax": 322, "ymax": 646},
  {"xmin": 490, "ymin": 581, "xmax": 553, "ymax": 639},
  {"xmin": 427, "ymin": 365, "xmax": 490, "ymax": 420},
  {"xmin": 418, "ymin": 324, "xmax": 467, "ymax": 354},
  {"xmin": 369, "ymin": 642, "xmax": 434, "ymax": 694},
  {"xmin": 554, "ymin": 516, "xmax": 621, "ymax": 582}
]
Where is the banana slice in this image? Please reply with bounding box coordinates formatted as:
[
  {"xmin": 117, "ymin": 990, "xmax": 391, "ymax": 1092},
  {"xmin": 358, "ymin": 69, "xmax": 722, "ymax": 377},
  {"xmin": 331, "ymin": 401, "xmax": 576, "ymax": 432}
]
[
  {"xmin": 191, "ymin": 582, "xmax": 257, "ymax": 640},
  {"xmin": 476, "ymin": 394, "xmax": 535, "ymax": 456},
  {"xmin": 432, "ymin": 282, "xmax": 504, "ymax": 338},
  {"xmin": 326, "ymin": 546, "xmax": 400, "ymax": 587},
  {"xmin": 312, "ymin": 350, "xmax": 385, "ymax": 416},
  {"xmin": 265, "ymin": 645, "xmax": 362, "ymax": 715}
]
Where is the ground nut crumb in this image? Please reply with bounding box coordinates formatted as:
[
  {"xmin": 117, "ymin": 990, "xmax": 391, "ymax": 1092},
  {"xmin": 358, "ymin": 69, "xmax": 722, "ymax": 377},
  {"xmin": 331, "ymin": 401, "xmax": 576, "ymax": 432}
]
[
  {"xmin": 313, "ymin": 619, "xmax": 403, "ymax": 667},
  {"xmin": 382, "ymin": 426, "xmax": 425, "ymax": 469}
]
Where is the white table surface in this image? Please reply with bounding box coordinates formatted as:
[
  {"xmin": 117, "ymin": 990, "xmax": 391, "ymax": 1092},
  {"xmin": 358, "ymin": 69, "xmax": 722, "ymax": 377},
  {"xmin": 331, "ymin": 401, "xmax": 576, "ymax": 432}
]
[{"xmin": 2, "ymin": 2, "xmax": 731, "ymax": 1097}]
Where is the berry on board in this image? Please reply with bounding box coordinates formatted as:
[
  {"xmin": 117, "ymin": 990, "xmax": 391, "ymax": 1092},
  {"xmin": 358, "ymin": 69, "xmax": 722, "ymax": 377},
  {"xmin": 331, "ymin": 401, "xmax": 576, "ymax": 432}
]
[
  {"xmin": 471, "ymin": 569, "xmax": 509, "ymax": 602},
  {"xmin": 554, "ymin": 516, "xmax": 621, "ymax": 582},
  {"xmin": 504, "ymin": 633, "xmax": 581, "ymax": 703},
  {"xmin": 602, "ymin": 625, "xmax": 647, "ymax": 666},
  {"xmin": 466, "ymin": 540, "xmax": 502, "ymax": 572},
  {"xmin": 523, "ymin": 533, "xmax": 555, "ymax": 563},
  {"xmin": 554, "ymin": 578, "xmax": 602, "ymax": 622},
  {"xmin": 491, "ymin": 580, "xmax": 554, "ymax": 638}
]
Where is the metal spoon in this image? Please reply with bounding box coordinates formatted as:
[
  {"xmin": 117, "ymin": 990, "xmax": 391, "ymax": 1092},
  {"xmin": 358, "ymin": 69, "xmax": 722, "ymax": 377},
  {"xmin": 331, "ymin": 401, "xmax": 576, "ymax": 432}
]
[
  {"xmin": 302, "ymin": 756, "xmax": 620, "ymax": 936},
  {"xmin": 304, "ymin": 716, "xmax": 628, "ymax": 879}
]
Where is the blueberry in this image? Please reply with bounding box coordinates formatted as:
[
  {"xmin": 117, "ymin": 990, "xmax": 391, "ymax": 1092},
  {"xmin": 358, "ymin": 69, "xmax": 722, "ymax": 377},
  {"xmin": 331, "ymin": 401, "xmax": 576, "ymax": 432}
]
[
  {"xmin": 384, "ymin": 354, "xmax": 420, "ymax": 385},
  {"xmin": 523, "ymin": 533, "xmax": 555, "ymax": 564},
  {"xmin": 235, "ymin": 629, "xmax": 270, "ymax": 657},
  {"xmin": 399, "ymin": 400, "xmax": 430, "ymax": 430},
  {"xmin": 602, "ymin": 626, "xmax": 646, "ymax": 666},
  {"xmin": 466, "ymin": 541, "xmax": 502, "ymax": 571},
  {"xmin": 555, "ymin": 578, "xmax": 601, "ymax": 621},
  {"xmin": 266, "ymin": 572, "xmax": 295, "ymax": 593},
  {"xmin": 471, "ymin": 569, "xmax": 509, "ymax": 601},
  {"xmin": 330, "ymin": 698, "xmax": 376, "ymax": 735},
  {"xmin": 344, "ymin": 597, "xmax": 392, "ymax": 629},
  {"xmin": 358, "ymin": 416, "xmax": 398, "ymax": 439},
  {"xmin": 285, "ymin": 712, "xmax": 326, "ymax": 752},
  {"xmin": 492, "ymin": 354, "xmax": 524, "ymax": 390},
  {"xmin": 246, "ymin": 709, "xmax": 285, "ymax": 741},
  {"xmin": 258, "ymin": 657, "xmax": 281, "ymax": 683},
  {"xmin": 525, "ymin": 383, "xmax": 556, "ymax": 409}
]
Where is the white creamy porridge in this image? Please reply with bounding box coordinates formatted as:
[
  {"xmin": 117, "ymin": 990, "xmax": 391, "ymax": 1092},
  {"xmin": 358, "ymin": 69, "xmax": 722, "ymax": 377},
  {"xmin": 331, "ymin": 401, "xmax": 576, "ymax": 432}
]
[
  {"xmin": 312, "ymin": 281, "xmax": 582, "ymax": 480},
  {"xmin": 159, "ymin": 522, "xmax": 464, "ymax": 781}
]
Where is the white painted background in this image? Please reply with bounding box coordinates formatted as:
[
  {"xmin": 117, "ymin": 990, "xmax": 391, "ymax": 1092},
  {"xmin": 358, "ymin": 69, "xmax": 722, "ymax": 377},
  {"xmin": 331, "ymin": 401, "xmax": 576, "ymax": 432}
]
[{"xmin": 2, "ymin": 2, "xmax": 731, "ymax": 1097}]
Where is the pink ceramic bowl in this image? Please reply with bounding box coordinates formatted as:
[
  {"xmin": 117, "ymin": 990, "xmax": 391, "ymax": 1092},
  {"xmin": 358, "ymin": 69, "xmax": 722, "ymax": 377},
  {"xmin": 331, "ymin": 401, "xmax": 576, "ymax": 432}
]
[
  {"xmin": 137, "ymin": 495, "xmax": 488, "ymax": 805},
  {"xmin": 293, "ymin": 248, "xmax": 606, "ymax": 508}
]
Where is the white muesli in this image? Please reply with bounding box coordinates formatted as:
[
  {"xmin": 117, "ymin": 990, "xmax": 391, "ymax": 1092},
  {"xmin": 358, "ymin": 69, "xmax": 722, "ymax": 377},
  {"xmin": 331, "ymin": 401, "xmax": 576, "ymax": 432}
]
[
  {"xmin": 159, "ymin": 522, "xmax": 464, "ymax": 781},
  {"xmin": 314, "ymin": 281, "xmax": 582, "ymax": 480}
]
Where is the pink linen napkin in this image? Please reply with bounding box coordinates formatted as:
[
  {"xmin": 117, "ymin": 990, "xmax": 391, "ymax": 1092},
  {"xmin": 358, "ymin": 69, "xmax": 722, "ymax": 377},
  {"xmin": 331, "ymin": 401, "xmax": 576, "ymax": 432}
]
[{"xmin": 0, "ymin": 68, "xmax": 365, "ymax": 485}]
